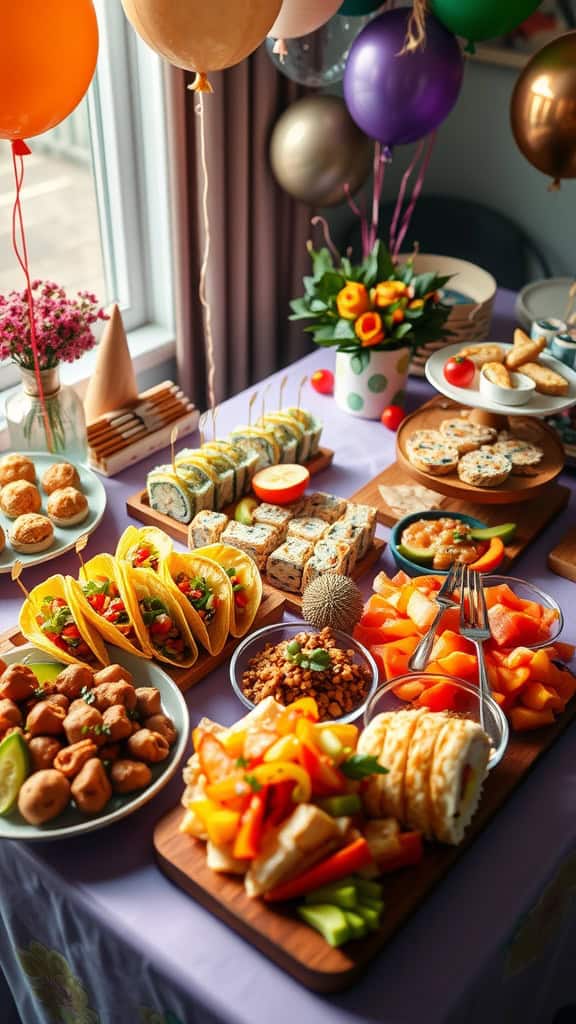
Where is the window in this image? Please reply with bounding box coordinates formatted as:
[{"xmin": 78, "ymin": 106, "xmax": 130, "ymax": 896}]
[{"xmin": 0, "ymin": 0, "xmax": 175, "ymax": 399}]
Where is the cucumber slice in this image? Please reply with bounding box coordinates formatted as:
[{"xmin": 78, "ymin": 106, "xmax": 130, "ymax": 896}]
[
  {"xmin": 470, "ymin": 522, "xmax": 516, "ymax": 543},
  {"xmin": 343, "ymin": 910, "xmax": 368, "ymax": 940},
  {"xmin": 396, "ymin": 543, "xmax": 435, "ymax": 566},
  {"xmin": 0, "ymin": 732, "xmax": 29, "ymax": 815},
  {"xmin": 297, "ymin": 904, "xmax": 351, "ymax": 947}
]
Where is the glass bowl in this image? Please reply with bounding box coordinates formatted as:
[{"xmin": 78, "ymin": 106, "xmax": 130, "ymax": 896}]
[
  {"xmin": 229, "ymin": 622, "xmax": 379, "ymax": 724},
  {"xmin": 364, "ymin": 674, "xmax": 509, "ymax": 771},
  {"xmin": 485, "ymin": 575, "xmax": 563, "ymax": 650}
]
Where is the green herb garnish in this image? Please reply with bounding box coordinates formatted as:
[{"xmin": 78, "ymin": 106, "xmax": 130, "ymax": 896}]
[{"xmin": 341, "ymin": 754, "xmax": 389, "ymax": 780}]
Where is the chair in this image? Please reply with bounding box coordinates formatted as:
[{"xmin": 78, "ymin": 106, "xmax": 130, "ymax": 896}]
[{"xmin": 340, "ymin": 195, "xmax": 552, "ymax": 291}]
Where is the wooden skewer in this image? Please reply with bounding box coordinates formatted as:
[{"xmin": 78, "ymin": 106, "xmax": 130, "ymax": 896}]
[
  {"xmin": 261, "ymin": 383, "xmax": 271, "ymax": 422},
  {"xmin": 170, "ymin": 425, "xmax": 179, "ymax": 476},
  {"xmin": 75, "ymin": 534, "xmax": 89, "ymax": 572},
  {"xmin": 564, "ymin": 281, "xmax": 576, "ymax": 325},
  {"xmin": 11, "ymin": 560, "xmax": 32, "ymax": 603},
  {"xmin": 211, "ymin": 405, "xmax": 219, "ymax": 441},
  {"xmin": 248, "ymin": 391, "xmax": 258, "ymax": 427},
  {"xmin": 279, "ymin": 374, "xmax": 288, "ymax": 410},
  {"xmin": 297, "ymin": 375, "xmax": 308, "ymax": 412}
]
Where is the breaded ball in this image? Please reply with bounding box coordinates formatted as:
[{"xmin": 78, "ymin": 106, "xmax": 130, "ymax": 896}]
[
  {"xmin": 17, "ymin": 769, "xmax": 70, "ymax": 825},
  {"xmin": 54, "ymin": 739, "xmax": 98, "ymax": 779},
  {"xmin": 55, "ymin": 664, "xmax": 94, "ymax": 700},
  {"xmin": 28, "ymin": 736, "xmax": 63, "ymax": 772},
  {"xmin": 0, "ymin": 480, "xmax": 41, "ymax": 518},
  {"xmin": 10, "ymin": 513, "xmax": 54, "ymax": 554},
  {"xmin": 92, "ymin": 681, "xmax": 137, "ymax": 712},
  {"xmin": 93, "ymin": 665, "xmax": 134, "ymax": 687},
  {"xmin": 102, "ymin": 704, "xmax": 133, "ymax": 742},
  {"xmin": 41, "ymin": 462, "xmax": 81, "ymax": 495},
  {"xmin": 46, "ymin": 487, "xmax": 89, "ymax": 528},
  {"xmin": 26, "ymin": 701, "xmax": 66, "ymax": 737},
  {"xmin": 143, "ymin": 713, "xmax": 177, "ymax": 746},
  {"xmin": 0, "ymin": 454, "xmax": 36, "ymax": 487},
  {"xmin": 0, "ymin": 698, "xmax": 22, "ymax": 733},
  {"xmin": 126, "ymin": 728, "xmax": 170, "ymax": 763},
  {"xmin": 110, "ymin": 759, "xmax": 152, "ymax": 794},
  {"xmin": 71, "ymin": 758, "xmax": 112, "ymax": 815},
  {"xmin": 135, "ymin": 687, "xmax": 161, "ymax": 718},
  {"xmin": 0, "ymin": 664, "xmax": 37, "ymax": 702},
  {"xmin": 63, "ymin": 704, "xmax": 106, "ymax": 747},
  {"xmin": 0, "ymin": 524, "xmax": 5, "ymax": 555}
]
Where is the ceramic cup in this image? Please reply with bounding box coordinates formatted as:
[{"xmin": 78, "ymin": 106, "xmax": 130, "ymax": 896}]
[
  {"xmin": 531, "ymin": 317, "xmax": 565, "ymax": 346},
  {"xmin": 550, "ymin": 331, "xmax": 576, "ymax": 368}
]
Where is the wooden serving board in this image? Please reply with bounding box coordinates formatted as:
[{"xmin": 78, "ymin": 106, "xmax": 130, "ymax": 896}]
[
  {"xmin": 126, "ymin": 446, "xmax": 335, "ymax": 542},
  {"xmin": 154, "ymin": 696, "xmax": 576, "ymax": 992},
  {"xmin": 0, "ymin": 587, "xmax": 286, "ymax": 695},
  {"xmin": 396, "ymin": 397, "xmax": 565, "ymax": 504},
  {"xmin": 548, "ymin": 528, "xmax": 576, "ymax": 583},
  {"xmin": 351, "ymin": 462, "xmax": 570, "ymax": 572}
]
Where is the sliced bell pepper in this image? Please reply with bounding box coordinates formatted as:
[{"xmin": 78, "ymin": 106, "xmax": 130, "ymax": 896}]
[
  {"xmin": 299, "ymin": 743, "xmax": 347, "ymax": 797},
  {"xmin": 469, "ymin": 537, "xmax": 504, "ymax": 572},
  {"xmin": 220, "ymin": 729, "xmax": 247, "ymax": 758},
  {"xmin": 190, "ymin": 799, "xmax": 241, "ymax": 846},
  {"xmin": 263, "ymin": 734, "xmax": 302, "ymax": 763},
  {"xmin": 276, "ymin": 697, "xmax": 319, "ymax": 736},
  {"xmin": 378, "ymin": 831, "xmax": 423, "ymax": 874},
  {"xmin": 243, "ymin": 728, "xmax": 278, "ymax": 762},
  {"xmin": 197, "ymin": 733, "xmax": 237, "ymax": 783},
  {"xmin": 264, "ymin": 838, "xmax": 373, "ymax": 903},
  {"xmin": 314, "ymin": 723, "xmax": 359, "ymax": 750},
  {"xmin": 251, "ymin": 761, "xmax": 311, "ymax": 803},
  {"xmin": 204, "ymin": 777, "xmax": 252, "ymax": 804},
  {"xmin": 233, "ymin": 791, "xmax": 267, "ymax": 859},
  {"xmin": 266, "ymin": 779, "xmax": 295, "ymax": 827}
]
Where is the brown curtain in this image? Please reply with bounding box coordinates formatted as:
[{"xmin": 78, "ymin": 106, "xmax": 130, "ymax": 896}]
[{"xmin": 165, "ymin": 49, "xmax": 313, "ymax": 408}]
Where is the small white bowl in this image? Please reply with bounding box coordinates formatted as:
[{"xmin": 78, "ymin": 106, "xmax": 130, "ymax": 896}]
[{"xmin": 479, "ymin": 368, "xmax": 536, "ymax": 406}]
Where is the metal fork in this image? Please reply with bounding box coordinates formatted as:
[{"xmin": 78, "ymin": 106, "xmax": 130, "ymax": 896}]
[
  {"xmin": 408, "ymin": 561, "xmax": 464, "ymax": 672},
  {"xmin": 459, "ymin": 565, "xmax": 491, "ymax": 732}
]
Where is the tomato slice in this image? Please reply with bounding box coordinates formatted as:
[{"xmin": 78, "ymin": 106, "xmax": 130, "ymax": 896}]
[{"xmin": 251, "ymin": 464, "xmax": 310, "ymax": 505}]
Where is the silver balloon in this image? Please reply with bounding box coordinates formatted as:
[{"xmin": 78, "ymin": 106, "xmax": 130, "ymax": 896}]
[
  {"xmin": 265, "ymin": 12, "xmax": 378, "ymax": 87},
  {"xmin": 269, "ymin": 94, "xmax": 372, "ymax": 206}
]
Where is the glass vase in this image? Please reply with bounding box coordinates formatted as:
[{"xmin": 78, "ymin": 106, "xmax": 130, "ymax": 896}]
[{"xmin": 5, "ymin": 366, "xmax": 88, "ymax": 462}]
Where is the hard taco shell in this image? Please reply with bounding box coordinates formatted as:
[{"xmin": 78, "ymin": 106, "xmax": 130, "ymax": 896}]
[
  {"xmin": 194, "ymin": 543, "xmax": 262, "ymax": 637},
  {"xmin": 118, "ymin": 563, "xmax": 198, "ymax": 668},
  {"xmin": 161, "ymin": 552, "xmax": 232, "ymax": 656},
  {"xmin": 67, "ymin": 553, "xmax": 150, "ymax": 659},
  {"xmin": 19, "ymin": 573, "xmax": 109, "ymax": 666}
]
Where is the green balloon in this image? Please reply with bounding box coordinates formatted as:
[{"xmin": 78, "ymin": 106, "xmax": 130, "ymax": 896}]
[
  {"xmin": 431, "ymin": 0, "xmax": 543, "ymax": 43},
  {"xmin": 338, "ymin": 0, "xmax": 383, "ymax": 15}
]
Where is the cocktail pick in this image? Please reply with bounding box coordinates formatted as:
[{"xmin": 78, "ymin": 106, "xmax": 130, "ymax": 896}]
[
  {"xmin": 11, "ymin": 560, "xmax": 32, "ymax": 604},
  {"xmin": 564, "ymin": 281, "xmax": 576, "ymax": 324},
  {"xmin": 211, "ymin": 404, "xmax": 219, "ymax": 441},
  {"xmin": 75, "ymin": 534, "xmax": 89, "ymax": 572},
  {"xmin": 297, "ymin": 375, "xmax": 308, "ymax": 412},
  {"xmin": 261, "ymin": 382, "xmax": 271, "ymax": 422},
  {"xmin": 278, "ymin": 374, "xmax": 288, "ymax": 410},
  {"xmin": 170, "ymin": 424, "xmax": 179, "ymax": 476},
  {"xmin": 248, "ymin": 391, "xmax": 258, "ymax": 427}
]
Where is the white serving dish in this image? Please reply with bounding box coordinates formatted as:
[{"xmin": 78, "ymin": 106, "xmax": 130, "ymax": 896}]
[
  {"xmin": 516, "ymin": 277, "xmax": 575, "ymax": 332},
  {"xmin": 426, "ymin": 341, "xmax": 576, "ymax": 418},
  {"xmin": 479, "ymin": 368, "xmax": 536, "ymax": 407}
]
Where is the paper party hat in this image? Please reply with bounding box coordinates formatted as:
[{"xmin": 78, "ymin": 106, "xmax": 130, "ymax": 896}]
[{"xmin": 83, "ymin": 303, "xmax": 139, "ymax": 421}]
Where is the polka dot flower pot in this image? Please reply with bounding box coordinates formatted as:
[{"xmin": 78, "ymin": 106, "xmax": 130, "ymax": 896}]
[{"xmin": 334, "ymin": 347, "xmax": 411, "ymax": 419}]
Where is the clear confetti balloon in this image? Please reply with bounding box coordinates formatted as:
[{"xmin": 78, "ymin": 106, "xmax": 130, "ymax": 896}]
[{"xmin": 265, "ymin": 12, "xmax": 378, "ymax": 87}]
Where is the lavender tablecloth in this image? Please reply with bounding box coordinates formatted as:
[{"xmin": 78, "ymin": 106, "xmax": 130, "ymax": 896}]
[{"xmin": 2, "ymin": 289, "xmax": 576, "ymax": 1024}]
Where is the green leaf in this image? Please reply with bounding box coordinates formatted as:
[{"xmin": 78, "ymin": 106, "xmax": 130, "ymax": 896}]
[
  {"xmin": 310, "ymin": 298, "xmax": 329, "ymax": 313},
  {"xmin": 310, "ymin": 325, "xmax": 338, "ymax": 343},
  {"xmin": 341, "ymin": 754, "xmax": 389, "ymax": 780},
  {"xmin": 413, "ymin": 272, "xmax": 439, "ymax": 298},
  {"xmin": 333, "ymin": 319, "xmax": 356, "ymax": 341},
  {"xmin": 393, "ymin": 322, "xmax": 415, "ymax": 340},
  {"xmin": 375, "ymin": 240, "xmax": 395, "ymax": 282},
  {"xmin": 311, "ymin": 247, "xmax": 335, "ymax": 280},
  {"xmin": 394, "ymin": 263, "xmax": 414, "ymax": 285}
]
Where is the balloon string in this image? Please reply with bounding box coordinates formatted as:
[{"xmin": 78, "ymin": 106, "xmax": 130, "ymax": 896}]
[
  {"xmin": 392, "ymin": 132, "xmax": 436, "ymax": 260},
  {"xmin": 11, "ymin": 141, "xmax": 54, "ymax": 452},
  {"xmin": 196, "ymin": 93, "xmax": 216, "ymax": 411},
  {"xmin": 344, "ymin": 183, "xmax": 370, "ymax": 261},
  {"xmin": 389, "ymin": 139, "xmax": 425, "ymax": 254}
]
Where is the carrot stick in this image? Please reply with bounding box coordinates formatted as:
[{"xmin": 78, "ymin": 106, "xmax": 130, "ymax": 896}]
[{"xmin": 263, "ymin": 838, "xmax": 373, "ymax": 903}]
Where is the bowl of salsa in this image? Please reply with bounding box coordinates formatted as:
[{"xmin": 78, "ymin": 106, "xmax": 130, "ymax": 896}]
[{"xmin": 390, "ymin": 511, "xmax": 515, "ymax": 576}]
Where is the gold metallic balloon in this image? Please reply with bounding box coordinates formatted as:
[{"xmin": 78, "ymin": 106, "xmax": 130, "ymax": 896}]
[
  {"xmin": 511, "ymin": 31, "xmax": 576, "ymax": 187},
  {"xmin": 269, "ymin": 95, "xmax": 372, "ymax": 206}
]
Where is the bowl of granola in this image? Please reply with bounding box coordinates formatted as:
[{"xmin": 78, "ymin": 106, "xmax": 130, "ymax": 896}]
[{"xmin": 229, "ymin": 624, "xmax": 379, "ymax": 723}]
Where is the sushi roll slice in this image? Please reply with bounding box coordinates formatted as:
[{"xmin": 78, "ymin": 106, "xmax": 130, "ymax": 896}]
[
  {"xmin": 202, "ymin": 441, "xmax": 258, "ymax": 498},
  {"xmin": 175, "ymin": 452, "xmax": 223, "ymax": 511},
  {"xmin": 178, "ymin": 449, "xmax": 235, "ymax": 508},
  {"xmin": 228, "ymin": 428, "xmax": 280, "ymax": 471},
  {"xmin": 147, "ymin": 468, "xmax": 195, "ymax": 524},
  {"xmin": 283, "ymin": 407, "xmax": 322, "ymax": 457},
  {"xmin": 266, "ymin": 410, "xmax": 310, "ymax": 462},
  {"xmin": 428, "ymin": 716, "xmax": 490, "ymax": 845},
  {"xmin": 255, "ymin": 416, "xmax": 299, "ymax": 464},
  {"xmin": 172, "ymin": 461, "xmax": 216, "ymax": 515},
  {"xmin": 188, "ymin": 510, "xmax": 228, "ymax": 549}
]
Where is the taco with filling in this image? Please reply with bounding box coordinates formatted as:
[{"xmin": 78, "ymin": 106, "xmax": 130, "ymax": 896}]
[
  {"xmin": 67, "ymin": 553, "xmax": 150, "ymax": 659},
  {"xmin": 194, "ymin": 543, "xmax": 262, "ymax": 638},
  {"xmin": 118, "ymin": 564, "xmax": 198, "ymax": 668},
  {"xmin": 161, "ymin": 552, "xmax": 232, "ymax": 656},
  {"xmin": 19, "ymin": 574, "xmax": 109, "ymax": 666},
  {"xmin": 115, "ymin": 525, "xmax": 173, "ymax": 573}
]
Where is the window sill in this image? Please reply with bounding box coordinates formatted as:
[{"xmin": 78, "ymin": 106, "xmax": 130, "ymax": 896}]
[{"xmin": 0, "ymin": 325, "xmax": 176, "ymax": 451}]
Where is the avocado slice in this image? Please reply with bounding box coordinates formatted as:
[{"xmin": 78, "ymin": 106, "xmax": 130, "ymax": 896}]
[
  {"xmin": 469, "ymin": 523, "xmax": 516, "ymax": 543},
  {"xmin": 397, "ymin": 543, "xmax": 435, "ymax": 566}
]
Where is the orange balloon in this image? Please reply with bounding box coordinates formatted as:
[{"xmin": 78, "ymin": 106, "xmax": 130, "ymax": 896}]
[
  {"xmin": 121, "ymin": 0, "xmax": 282, "ymax": 75},
  {"xmin": 0, "ymin": 0, "xmax": 98, "ymax": 141}
]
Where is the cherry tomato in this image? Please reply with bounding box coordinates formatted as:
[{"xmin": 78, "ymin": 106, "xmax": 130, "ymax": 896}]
[
  {"xmin": 310, "ymin": 369, "xmax": 334, "ymax": 395},
  {"xmin": 380, "ymin": 404, "xmax": 406, "ymax": 431},
  {"xmin": 443, "ymin": 356, "xmax": 475, "ymax": 388}
]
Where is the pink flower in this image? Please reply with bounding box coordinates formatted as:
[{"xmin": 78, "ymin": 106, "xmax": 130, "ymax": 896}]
[{"xmin": 0, "ymin": 280, "xmax": 109, "ymax": 369}]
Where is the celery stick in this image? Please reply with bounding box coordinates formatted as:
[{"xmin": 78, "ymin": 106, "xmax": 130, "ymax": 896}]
[
  {"xmin": 318, "ymin": 794, "xmax": 362, "ymax": 817},
  {"xmin": 354, "ymin": 905, "xmax": 381, "ymax": 931},
  {"xmin": 343, "ymin": 910, "xmax": 367, "ymax": 940},
  {"xmin": 297, "ymin": 904, "xmax": 351, "ymax": 947},
  {"xmin": 304, "ymin": 884, "xmax": 358, "ymax": 910}
]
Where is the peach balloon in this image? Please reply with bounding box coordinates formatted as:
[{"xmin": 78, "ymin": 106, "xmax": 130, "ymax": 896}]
[
  {"xmin": 0, "ymin": 0, "xmax": 98, "ymax": 141},
  {"xmin": 121, "ymin": 0, "xmax": 283, "ymax": 79},
  {"xmin": 268, "ymin": 0, "xmax": 343, "ymax": 42}
]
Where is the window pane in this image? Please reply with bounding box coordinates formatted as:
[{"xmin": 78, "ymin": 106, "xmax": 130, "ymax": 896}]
[{"xmin": 0, "ymin": 99, "xmax": 107, "ymax": 302}]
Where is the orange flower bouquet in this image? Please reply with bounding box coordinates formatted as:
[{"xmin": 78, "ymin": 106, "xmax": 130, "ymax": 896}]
[{"xmin": 290, "ymin": 239, "xmax": 451, "ymax": 357}]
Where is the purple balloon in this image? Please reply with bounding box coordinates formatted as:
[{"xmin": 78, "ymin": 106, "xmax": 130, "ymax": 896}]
[{"xmin": 343, "ymin": 9, "xmax": 463, "ymax": 147}]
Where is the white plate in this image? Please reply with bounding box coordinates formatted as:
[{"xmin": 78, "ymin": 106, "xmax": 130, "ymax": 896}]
[
  {"xmin": 425, "ymin": 342, "xmax": 576, "ymax": 417},
  {"xmin": 515, "ymin": 277, "xmax": 575, "ymax": 332},
  {"xmin": 0, "ymin": 454, "xmax": 107, "ymax": 574},
  {"xmin": 0, "ymin": 644, "xmax": 189, "ymax": 841}
]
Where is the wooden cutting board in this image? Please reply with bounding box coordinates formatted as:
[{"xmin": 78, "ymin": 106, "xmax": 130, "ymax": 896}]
[
  {"xmin": 155, "ymin": 698, "xmax": 576, "ymax": 992},
  {"xmin": 548, "ymin": 528, "xmax": 576, "ymax": 583},
  {"xmin": 0, "ymin": 586, "xmax": 286, "ymax": 695}
]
